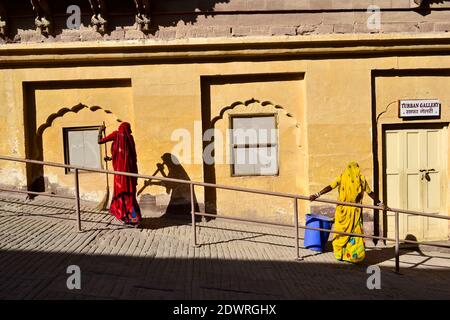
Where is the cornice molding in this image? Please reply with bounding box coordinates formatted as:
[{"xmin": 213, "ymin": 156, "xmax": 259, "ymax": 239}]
[{"xmin": 1, "ymin": 33, "xmax": 450, "ymax": 67}]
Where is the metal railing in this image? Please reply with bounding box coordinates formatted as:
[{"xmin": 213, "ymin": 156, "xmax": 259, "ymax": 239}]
[{"xmin": 1, "ymin": 154, "xmax": 449, "ymax": 274}]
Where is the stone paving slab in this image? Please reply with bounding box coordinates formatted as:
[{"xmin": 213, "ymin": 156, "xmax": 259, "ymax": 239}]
[{"xmin": 0, "ymin": 192, "xmax": 449, "ymax": 300}]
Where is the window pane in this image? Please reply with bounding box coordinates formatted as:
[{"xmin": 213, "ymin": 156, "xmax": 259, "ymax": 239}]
[
  {"xmin": 66, "ymin": 128, "xmax": 101, "ymax": 170},
  {"xmin": 68, "ymin": 131, "xmax": 85, "ymax": 167},
  {"xmin": 232, "ymin": 116, "xmax": 277, "ymax": 145},
  {"xmin": 233, "ymin": 116, "xmax": 275, "ymax": 131},
  {"xmin": 233, "ymin": 147, "xmax": 256, "ymax": 175},
  {"xmin": 231, "ymin": 115, "xmax": 278, "ymax": 176},
  {"xmin": 83, "ymin": 130, "xmax": 101, "ymax": 168},
  {"xmin": 233, "ymin": 146, "xmax": 278, "ymax": 176},
  {"xmin": 255, "ymin": 146, "xmax": 278, "ymax": 175},
  {"xmin": 257, "ymin": 127, "xmax": 277, "ymax": 145},
  {"xmin": 232, "ymin": 127, "xmax": 258, "ymax": 146}
]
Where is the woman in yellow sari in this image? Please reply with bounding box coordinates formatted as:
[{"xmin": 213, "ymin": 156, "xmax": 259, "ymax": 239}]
[{"xmin": 309, "ymin": 162, "xmax": 384, "ymax": 263}]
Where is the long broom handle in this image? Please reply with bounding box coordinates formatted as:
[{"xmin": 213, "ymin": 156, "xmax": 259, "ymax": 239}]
[
  {"xmin": 137, "ymin": 166, "xmax": 162, "ymax": 196},
  {"xmin": 102, "ymin": 121, "xmax": 110, "ymax": 189}
]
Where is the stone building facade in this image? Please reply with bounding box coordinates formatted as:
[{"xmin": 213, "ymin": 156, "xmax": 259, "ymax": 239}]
[
  {"xmin": 0, "ymin": 0, "xmax": 449, "ymax": 43},
  {"xmin": 1, "ymin": 0, "xmax": 450, "ymax": 242}
]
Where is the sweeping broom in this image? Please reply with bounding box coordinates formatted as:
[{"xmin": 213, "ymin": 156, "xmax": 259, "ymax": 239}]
[
  {"xmin": 97, "ymin": 121, "xmax": 110, "ymax": 211},
  {"xmin": 137, "ymin": 165, "xmax": 163, "ymax": 197}
]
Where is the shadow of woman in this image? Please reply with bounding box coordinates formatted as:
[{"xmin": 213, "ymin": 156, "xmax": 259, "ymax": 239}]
[
  {"xmin": 139, "ymin": 153, "xmax": 201, "ymax": 229},
  {"xmin": 138, "ymin": 216, "xmax": 187, "ymax": 230},
  {"xmin": 361, "ymin": 234, "xmax": 427, "ymax": 267},
  {"xmin": 310, "ymin": 237, "xmax": 417, "ymax": 268}
]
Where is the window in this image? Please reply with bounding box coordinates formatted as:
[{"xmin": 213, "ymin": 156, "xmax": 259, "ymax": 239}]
[
  {"xmin": 63, "ymin": 126, "xmax": 102, "ymax": 173},
  {"xmin": 231, "ymin": 115, "xmax": 278, "ymax": 176}
]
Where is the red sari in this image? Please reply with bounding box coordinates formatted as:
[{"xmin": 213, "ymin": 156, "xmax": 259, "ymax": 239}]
[{"xmin": 99, "ymin": 122, "xmax": 142, "ymax": 225}]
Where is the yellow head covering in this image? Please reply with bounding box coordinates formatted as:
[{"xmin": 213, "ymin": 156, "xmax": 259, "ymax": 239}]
[{"xmin": 339, "ymin": 161, "xmax": 362, "ymax": 202}]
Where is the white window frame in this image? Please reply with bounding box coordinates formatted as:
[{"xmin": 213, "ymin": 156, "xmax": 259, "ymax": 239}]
[
  {"xmin": 63, "ymin": 126, "xmax": 102, "ymax": 174},
  {"xmin": 230, "ymin": 113, "xmax": 279, "ymax": 177}
]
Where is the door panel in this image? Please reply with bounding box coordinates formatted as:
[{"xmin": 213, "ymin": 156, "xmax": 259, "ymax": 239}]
[
  {"xmin": 406, "ymin": 132, "xmax": 419, "ymax": 171},
  {"xmin": 385, "ymin": 131, "xmax": 403, "ymax": 239},
  {"xmin": 406, "ymin": 174, "xmax": 421, "ymax": 211},
  {"xmin": 386, "ymin": 132, "xmax": 399, "ymax": 171},
  {"xmin": 427, "ymin": 131, "xmax": 440, "ymax": 170},
  {"xmin": 384, "ymin": 126, "xmax": 448, "ymax": 241},
  {"xmin": 424, "ymin": 128, "xmax": 448, "ymax": 239},
  {"xmin": 426, "ymin": 172, "xmax": 440, "ymax": 211},
  {"xmin": 404, "ymin": 129, "xmax": 423, "ymax": 239}
]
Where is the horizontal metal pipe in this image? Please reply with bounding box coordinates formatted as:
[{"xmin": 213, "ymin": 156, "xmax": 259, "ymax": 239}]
[
  {"xmin": 1, "ymin": 155, "xmax": 449, "ymax": 220},
  {"xmin": 396, "ymin": 239, "xmax": 450, "ymax": 249},
  {"xmin": 195, "ymin": 212, "xmax": 395, "ymax": 242},
  {"xmin": 0, "ymin": 187, "xmax": 75, "ymax": 200},
  {"xmin": 385, "ymin": 209, "xmax": 449, "ymax": 220},
  {"xmin": 195, "ymin": 212, "xmax": 293, "ymax": 228},
  {"xmin": 195, "ymin": 212, "xmax": 450, "ymax": 249}
]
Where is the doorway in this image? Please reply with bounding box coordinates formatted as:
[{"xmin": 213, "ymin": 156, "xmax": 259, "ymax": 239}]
[{"xmin": 383, "ymin": 124, "xmax": 448, "ymax": 241}]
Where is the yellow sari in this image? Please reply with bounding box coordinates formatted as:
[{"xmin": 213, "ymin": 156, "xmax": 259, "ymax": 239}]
[{"xmin": 330, "ymin": 162, "xmax": 371, "ymax": 263}]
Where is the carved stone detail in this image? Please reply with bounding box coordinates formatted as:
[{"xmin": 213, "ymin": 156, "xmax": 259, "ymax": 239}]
[
  {"xmin": 89, "ymin": 0, "xmax": 108, "ymax": 34},
  {"xmin": 0, "ymin": 3, "xmax": 7, "ymax": 38},
  {"xmin": 30, "ymin": 0, "xmax": 52, "ymax": 35},
  {"xmin": 134, "ymin": 0, "xmax": 151, "ymax": 32}
]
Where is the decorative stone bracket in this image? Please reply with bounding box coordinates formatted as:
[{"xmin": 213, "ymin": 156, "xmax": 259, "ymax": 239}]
[
  {"xmin": 30, "ymin": 0, "xmax": 52, "ymax": 35},
  {"xmin": 89, "ymin": 0, "xmax": 108, "ymax": 34},
  {"xmin": 134, "ymin": 0, "xmax": 151, "ymax": 32},
  {"xmin": 0, "ymin": 3, "xmax": 6, "ymax": 38}
]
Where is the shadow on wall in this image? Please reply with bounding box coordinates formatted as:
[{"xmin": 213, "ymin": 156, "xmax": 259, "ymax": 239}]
[
  {"xmin": 22, "ymin": 79, "xmax": 131, "ymax": 196},
  {"xmin": 200, "ymin": 73, "xmax": 305, "ymax": 218},
  {"xmin": 1, "ymin": 0, "xmax": 232, "ymax": 40},
  {"xmin": 415, "ymin": 0, "xmax": 450, "ymax": 15},
  {"xmin": 138, "ymin": 153, "xmax": 201, "ymax": 228}
]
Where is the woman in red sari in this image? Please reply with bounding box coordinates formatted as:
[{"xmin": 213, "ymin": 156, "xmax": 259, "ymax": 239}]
[{"xmin": 98, "ymin": 122, "xmax": 142, "ymax": 226}]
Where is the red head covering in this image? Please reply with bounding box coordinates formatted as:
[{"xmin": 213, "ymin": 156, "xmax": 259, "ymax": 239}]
[{"xmin": 111, "ymin": 122, "xmax": 138, "ymax": 192}]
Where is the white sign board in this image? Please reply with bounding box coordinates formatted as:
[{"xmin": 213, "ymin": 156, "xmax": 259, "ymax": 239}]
[{"xmin": 399, "ymin": 99, "xmax": 441, "ymax": 118}]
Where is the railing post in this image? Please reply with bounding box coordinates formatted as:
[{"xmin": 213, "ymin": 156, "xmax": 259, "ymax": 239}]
[
  {"xmin": 394, "ymin": 210, "xmax": 400, "ymax": 273},
  {"xmin": 190, "ymin": 183, "xmax": 198, "ymax": 247},
  {"xmin": 74, "ymin": 168, "xmax": 82, "ymax": 232},
  {"xmin": 293, "ymin": 198, "xmax": 301, "ymax": 260}
]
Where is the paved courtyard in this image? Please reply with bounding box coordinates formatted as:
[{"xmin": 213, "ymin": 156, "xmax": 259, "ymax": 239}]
[{"xmin": 0, "ymin": 192, "xmax": 449, "ymax": 300}]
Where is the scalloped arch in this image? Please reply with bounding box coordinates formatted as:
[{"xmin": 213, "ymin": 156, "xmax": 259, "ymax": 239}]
[
  {"xmin": 211, "ymin": 98, "xmax": 299, "ymax": 128},
  {"xmin": 376, "ymin": 99, "xmax": 401, "ymax": 123},
  {"xmin": 36, "ymin": 103, "xmax": 122, "ymax": 137}
]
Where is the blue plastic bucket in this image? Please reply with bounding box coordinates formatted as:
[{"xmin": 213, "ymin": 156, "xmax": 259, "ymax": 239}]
[{"xmin": 304, "ymin": 214, "xmax": 334, "ymax": 252}]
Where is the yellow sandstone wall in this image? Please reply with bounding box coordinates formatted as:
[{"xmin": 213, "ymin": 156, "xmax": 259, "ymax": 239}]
[
  {"xmin": 36, "ymin": 86, "xmax": 132, "ymax": 200},
  {"xmin": 208, "ymin": 76, "xmax": 307, "ymax": 224},
  {"xmin": 0, "ymin": 35, "xmax": 449, "ymax": 229},
  {"xmin": 375, "ymin": 72, "xmax": 450, "ymax": 239}
]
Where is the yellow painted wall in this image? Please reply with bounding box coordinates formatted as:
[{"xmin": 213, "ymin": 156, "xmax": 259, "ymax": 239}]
[
  {"xmin": 35, "ymin": 86, "xmax": 132, "ymax": 200},
  {"xmin": 208, "ymin": 78, "xmax": 307, "ymax": 224},
  {"xmin": 376, "ymin": 73, "xmax": 450, "ymax": 239},
  {"xmin": 0, "ymin": 36, "xmax": 449, "ymax": 233}
]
